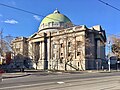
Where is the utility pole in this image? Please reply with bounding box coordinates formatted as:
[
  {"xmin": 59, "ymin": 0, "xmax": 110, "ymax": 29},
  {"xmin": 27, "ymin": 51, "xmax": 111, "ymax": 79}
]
[
  {"xmin": 0, "ymin": 29, "xmax": 3, "ymax": 65},
  {"xmin": 0, "ymin": 29, "xmax": 3, "ymax": 56}
]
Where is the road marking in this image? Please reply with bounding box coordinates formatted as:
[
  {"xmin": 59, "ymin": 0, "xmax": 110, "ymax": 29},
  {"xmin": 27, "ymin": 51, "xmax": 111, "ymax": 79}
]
[
  {"xmin": 57, "ymin": 81, "xmax": 65, "ymax": 84},
  {"xmin": 0, "ymin": 82, "xmax": 55, "ymax": 90}
]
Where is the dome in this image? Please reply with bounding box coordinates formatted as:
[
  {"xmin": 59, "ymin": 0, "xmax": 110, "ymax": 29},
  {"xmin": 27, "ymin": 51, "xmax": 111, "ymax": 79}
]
[{"xmin": 39, "ymin": 9, "xmax": 72, "ymax": 31}]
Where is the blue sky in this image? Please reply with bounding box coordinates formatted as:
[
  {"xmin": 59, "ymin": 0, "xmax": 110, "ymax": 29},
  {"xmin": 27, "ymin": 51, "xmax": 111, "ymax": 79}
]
[{"xmin": 0, "ymin": 0, "xmax": 120, "ymax": 38}]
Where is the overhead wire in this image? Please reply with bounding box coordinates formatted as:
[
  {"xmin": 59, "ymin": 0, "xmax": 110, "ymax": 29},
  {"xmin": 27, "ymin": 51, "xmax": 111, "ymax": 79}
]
[
  {"xmin": 98, "ymin": 0, "xmax": 120, "ymax": 12},
  {"xmin": 98, "ymin": 0, "xmax": 120, "ymax": 37},
  {"xmin": 0, "ymin": 3, "xmax": 61, "ymax": 22}
]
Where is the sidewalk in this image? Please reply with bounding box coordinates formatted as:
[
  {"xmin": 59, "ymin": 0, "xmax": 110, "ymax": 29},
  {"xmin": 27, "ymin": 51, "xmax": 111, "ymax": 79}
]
[
  {"xmin": 2, "ymin": 72, "xmax": 31, "ymax": 79},
  {"xmin": 49, "ymin": 69, "xmax": 120, "ymax": 74},
  {"xmin": 1, "ymin": 69, "xmax": 49, "ymax": 79},
  {"xmin": 1, "ymin": 69, "xmax": 120, "ymax": 79}
]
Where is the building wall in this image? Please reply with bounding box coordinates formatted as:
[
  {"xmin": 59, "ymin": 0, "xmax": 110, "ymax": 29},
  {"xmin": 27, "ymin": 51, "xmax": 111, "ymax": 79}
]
[
  {"xmin": 11, "ymin": 25, "xmax": 106, "ymax": 71},
  {"xmin": 47, "ymin": 27, "xmax": 87, "ymax": 70},
  {"xmin": 85, "ymin": 31, "xmax": 96, "ymax": 70},
  {"xmin": 11, "ymin": 37, "xmax": 28, "ymax": 56}
]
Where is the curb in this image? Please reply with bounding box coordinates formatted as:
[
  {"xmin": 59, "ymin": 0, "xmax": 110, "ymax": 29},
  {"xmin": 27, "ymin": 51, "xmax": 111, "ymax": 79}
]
[{"xmin": 2, "ymin": 73, "xmax": 31, "ymax": 79}]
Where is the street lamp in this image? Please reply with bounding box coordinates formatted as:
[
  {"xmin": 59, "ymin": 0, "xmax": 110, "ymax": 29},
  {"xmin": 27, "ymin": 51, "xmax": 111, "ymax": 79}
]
[
  {"xmin": 108, "ymin": 58, "xmax": 110, "ymax": 72},
  {"xmin": 108, "ymin": 41, "xmax": 111, "ymax": 72}
]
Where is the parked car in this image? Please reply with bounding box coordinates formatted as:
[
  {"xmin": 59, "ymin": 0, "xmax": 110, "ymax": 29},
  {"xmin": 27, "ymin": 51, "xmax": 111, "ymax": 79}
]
[{"xmin": 0, "ymin": 69, "xmax": 5, "ymax": 73}]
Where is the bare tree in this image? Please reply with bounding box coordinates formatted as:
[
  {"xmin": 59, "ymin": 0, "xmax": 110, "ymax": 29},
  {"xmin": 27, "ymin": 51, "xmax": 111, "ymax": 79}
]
[
  {"xmin": 0, "ymin": 34, "xmax": 14, "ymax": 56},
  {"xmin": 110, "ymin": 35, "xmax": 120, "ymax": 58},
  {"xmin": 50, "ymin": 29, "xmax": 93, "ymax": 71}
]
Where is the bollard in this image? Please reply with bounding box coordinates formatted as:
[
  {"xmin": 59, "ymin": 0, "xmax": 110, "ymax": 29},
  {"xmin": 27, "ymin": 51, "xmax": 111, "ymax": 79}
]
[{"xmin": 0, "ymin": 74, "xmax": 2, "ymax": 82}]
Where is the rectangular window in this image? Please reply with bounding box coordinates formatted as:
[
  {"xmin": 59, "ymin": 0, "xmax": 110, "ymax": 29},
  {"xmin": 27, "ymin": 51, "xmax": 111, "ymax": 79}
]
[
  {"xmin": 53, "ymin": 44, "xmax": 55, "ymax": 49},
  {"xmin": 60, "ymin": 57, "xmax": 63, "ymax": 63},
  {"xmin": 68, "ymin": 52, "xmax": 71, "ymax": 56},
  {"xmin": 77, "ymin": 52, "xmax": 81, "ymax": 56},
  {"xmin": 68, "ymin": 42, "xmax": 71, "ymax": 47},
  {"xmin": 77, "ymin": 41, "xmax": 81, "ymax": 46},
  {"xmin": 78, "ymin": 62, "xmax": 79, "ymax": 67},
  {"xmin": 61, "ymin": 43, "xmax": 63, "ymax": 48},
  {"xmin": 53, "ymin": 53, "xmax": 55, "ymax": 57},
  {"xmin": 61, "ymin": 53, "xmax": 63, "ymax": 56}
]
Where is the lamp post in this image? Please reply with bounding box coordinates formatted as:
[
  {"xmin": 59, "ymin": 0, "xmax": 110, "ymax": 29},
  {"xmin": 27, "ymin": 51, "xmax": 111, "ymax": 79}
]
[
  {"xmin": 108, "ymin": 41, "xmax": 111, "ymax": 72},
  {"xmin": 108, "ymin": 58, "xmax": 110, "ymax": 72}
]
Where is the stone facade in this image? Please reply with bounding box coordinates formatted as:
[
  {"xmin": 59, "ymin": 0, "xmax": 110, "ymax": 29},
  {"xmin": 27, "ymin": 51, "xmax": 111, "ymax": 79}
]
[
  {"xmin": 11, "ymin": 37, "xmax": 28, "ymax": 57},
  {"xmin": 11, "ymin": 9, "xmax": 106, "ymax": 71}
]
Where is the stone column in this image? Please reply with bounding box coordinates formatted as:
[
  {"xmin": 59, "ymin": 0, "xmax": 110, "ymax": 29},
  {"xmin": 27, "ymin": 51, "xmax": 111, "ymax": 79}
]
[
  {"xmin": 43, "ymin": 33, "xmax": 48, "ymax": 70},
  {"xmin": 74, "ymin": 36, "xmax": 76, "ymax": 59},
  {"xmin": 48, "ymin": 32, "xmax": 51, "ymax": 70},
  {"xmin": 39, "ymin": 42, "xmax": 42, "ymax": 60},
  {"xmin": 65, "ymin": 37, "xmax": 68, "ymax": 71},
  {"xmin": 32, "ymin": 42, "xmax": 35, "ymax": 62}
]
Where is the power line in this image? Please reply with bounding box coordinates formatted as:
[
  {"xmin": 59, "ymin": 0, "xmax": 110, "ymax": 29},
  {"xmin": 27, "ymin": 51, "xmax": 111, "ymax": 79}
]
[
  {"xmin": 98, "ymin": 0, "xmax": 120, "ymax": 12},
  {"xmin": 0, "ymin": 3, "xmax": 61, "ymax": 22},
  {"xmin": 98, "ymin": 0, "xmax": 120, "ymax": 37}
]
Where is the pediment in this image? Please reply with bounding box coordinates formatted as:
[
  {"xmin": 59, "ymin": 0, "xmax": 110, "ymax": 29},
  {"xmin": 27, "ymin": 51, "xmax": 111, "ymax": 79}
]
[{"xmin": 28, "ymin": 32, "xmax": 44, "ymax": 41}]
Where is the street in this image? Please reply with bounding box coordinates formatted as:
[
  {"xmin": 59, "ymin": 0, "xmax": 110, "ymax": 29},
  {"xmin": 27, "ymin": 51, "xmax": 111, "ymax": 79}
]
[{"xmin": 0, "ymin": 71, "xmax": 120, "ymax": 90}]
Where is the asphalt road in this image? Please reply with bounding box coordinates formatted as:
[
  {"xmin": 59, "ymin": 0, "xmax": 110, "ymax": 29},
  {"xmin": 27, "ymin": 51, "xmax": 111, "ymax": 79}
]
[{"xmin": 0, "ymin": 71, "xmax": 120, "ymax": 90}]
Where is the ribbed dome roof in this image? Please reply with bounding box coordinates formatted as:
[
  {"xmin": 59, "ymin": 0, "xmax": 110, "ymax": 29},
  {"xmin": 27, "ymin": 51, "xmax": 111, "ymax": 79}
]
[{"xmin": 39, "ymin": 9, "xmax": 72, "ymax": 31}]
